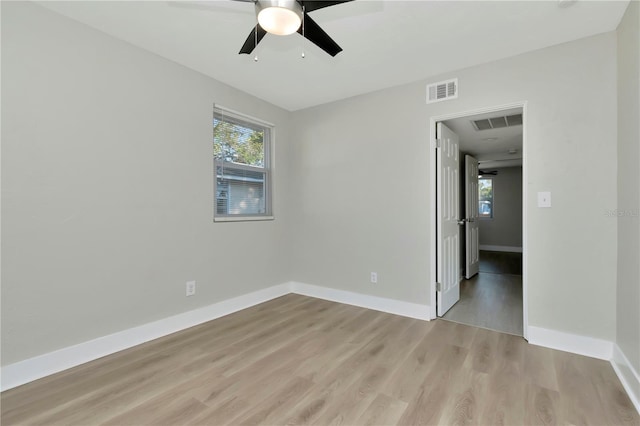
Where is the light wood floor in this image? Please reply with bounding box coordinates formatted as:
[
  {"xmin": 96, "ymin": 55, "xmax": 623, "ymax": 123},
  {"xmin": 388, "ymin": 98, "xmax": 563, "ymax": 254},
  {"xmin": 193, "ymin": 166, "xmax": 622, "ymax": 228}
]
[
  {"xmin": 443, "ymin": 251, "xmax": 523, "ymax": 335},
  {"xmin": 2, "ymin": 294, "xmax": 638, "ymax": 425}
]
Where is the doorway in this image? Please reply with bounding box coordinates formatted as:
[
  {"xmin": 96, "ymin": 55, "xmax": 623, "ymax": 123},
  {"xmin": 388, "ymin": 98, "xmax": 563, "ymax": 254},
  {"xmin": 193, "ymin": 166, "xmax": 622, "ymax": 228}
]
[{"xmin": 429, "ymin": 103, "xmax": 528, "ymax": 339}]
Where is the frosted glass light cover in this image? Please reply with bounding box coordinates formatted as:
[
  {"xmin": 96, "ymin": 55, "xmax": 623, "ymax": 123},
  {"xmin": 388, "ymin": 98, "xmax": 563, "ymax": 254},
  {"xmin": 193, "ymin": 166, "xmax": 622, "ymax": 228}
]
[{"xmin": 258, "ymin": 7, "xmax": 301, "ymax": 35}]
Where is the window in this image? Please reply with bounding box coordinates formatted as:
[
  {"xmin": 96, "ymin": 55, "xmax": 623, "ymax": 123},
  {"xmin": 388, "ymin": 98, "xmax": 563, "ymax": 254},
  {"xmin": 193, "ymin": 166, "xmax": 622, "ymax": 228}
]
[
  {"xmin": 214, "ymin": 106, "xmax": 273, "ymax": 221},
  {"xmin": 478, "ymin": 177, "xmax": 493, "ymax": 218}
]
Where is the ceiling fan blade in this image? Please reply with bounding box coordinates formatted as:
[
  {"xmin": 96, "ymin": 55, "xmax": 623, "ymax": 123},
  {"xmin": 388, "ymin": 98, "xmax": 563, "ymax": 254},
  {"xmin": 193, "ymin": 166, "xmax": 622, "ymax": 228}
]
[
  {"xmin": 239, "ymin": 24, "xmax": 267, "ymax": 54},
  {"xmin": 298, "ymin": 14, "xmax": 342, "ymax": 57},
  {"xmin": 299, "ymin": 0, "xmax": 353, "ymax": 13}
]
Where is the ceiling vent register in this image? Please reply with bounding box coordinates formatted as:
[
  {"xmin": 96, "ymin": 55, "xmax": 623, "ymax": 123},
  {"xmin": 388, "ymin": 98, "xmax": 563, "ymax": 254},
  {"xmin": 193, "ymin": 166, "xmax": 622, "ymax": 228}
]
[
  {"xmin": 426, "ymin": 79, "xmax": 458, "ymax": 104},
  {"xmin": 472, "ymin": 114, "xmax": 522, "ymax": 131}
]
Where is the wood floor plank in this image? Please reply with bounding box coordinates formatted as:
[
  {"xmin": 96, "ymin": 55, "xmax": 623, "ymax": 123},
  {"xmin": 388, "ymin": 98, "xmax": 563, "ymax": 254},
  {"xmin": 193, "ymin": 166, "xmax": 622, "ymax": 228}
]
[
  {"xmin": 524, "ymin": 343, "xmax": 560, "ymax": 392},
  {"xmin": 384, "ymin": 321, "xmax": 451, "ymax": 403},
  {"xmin": 2, "ymin": 294, "xmax": 638, "ymax": 426},
  {"xmin": 314, "ymin": 303, "xmax": 358, "ymax": 333},
  {"xmin": 589, "ymin": 357, "xmax": 640, "ymax": 425},
  {"xmin": 523, "ymin": 382, "xmax": 561, "ymax": 426},
  {"xmin": 436, "ymin": 366, "xmax": 489, "ymax": 426},
  {"xmin": 308, "ymin": 370, "xmax": 382, "ymax": 425},
  {"xmin": 145, "ymin": 397, "xmax": 210, "ymax": 426},
  {"xmin": 309, "ymin": 319, "xmax": 429, "ymax": 426},
  {"xmin": 448, "ymin": 322, "xmax": 480, "ymax": 348},
  {"xmin": 355, "ymin": 393, "xmax": 408, "ymax": 426},
  {"xmin": 186, "ymin": 395, "xmax": 250, "ymax": 426},
  {"xmin": 283, "ymin": 373, "xmax": 362, "ymax": 426},
  {"xmin": 478, "ymin": 367, "xmax": 525, "ymax": 425},
  {"xmin": 225, "ymin": 376, "xmax": 315, "ymax": 426},
  {"xmin": 553, "ymin": 350, "xmax": 610, "ymax": 425},
  {"xmin": 397, "ymin": 343, "xmax": 469, "ymax": 425},
  {"xmin": 310, "ymin": 314, "xmax": 406, "ymax": 386},
  {"xmin": 464, "ymin": 327, "xmax": 501, "ymax": 374},
  {"xmin": 489, "ymin": 332, "xmax": 527, "ymax": 380},
  {"xmin": 291, "ymin": 332, "xmax": 359, "ymax": 382},
  {"xmin": 101, "ymin": 390, "xmax": 206, "ymax": 425},
  {"xmin": 554, "ymin": 350, "xmax": 639, "ymax": 426}
]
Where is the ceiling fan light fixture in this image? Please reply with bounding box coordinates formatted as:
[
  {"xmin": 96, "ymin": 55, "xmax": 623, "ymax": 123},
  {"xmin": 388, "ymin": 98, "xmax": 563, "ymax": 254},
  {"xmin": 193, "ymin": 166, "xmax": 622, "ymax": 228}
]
[{"xmin": 256, "ymin": 0, "xmax": 303, "ymax": 36}]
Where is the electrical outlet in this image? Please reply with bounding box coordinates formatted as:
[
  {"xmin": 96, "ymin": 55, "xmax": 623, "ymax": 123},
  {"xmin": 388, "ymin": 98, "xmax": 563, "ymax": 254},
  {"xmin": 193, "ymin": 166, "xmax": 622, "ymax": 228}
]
[
  {"xmin": 370, "ymin": 272, "xmax": 378, "ymax": 284},
  {"xmin": 186, "ymin": 281, "xmax": 196, "ymax": 297}
]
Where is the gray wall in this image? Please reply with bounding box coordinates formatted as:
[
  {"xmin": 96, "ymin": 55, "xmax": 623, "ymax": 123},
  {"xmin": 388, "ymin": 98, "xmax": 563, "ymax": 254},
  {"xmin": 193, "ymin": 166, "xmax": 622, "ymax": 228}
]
[
  {"xmin": 1, "ymin": 2, "xmax": 292, "ymax": 365},
  {"xmin": 616, "ymin": 0, "xmax": 640, "ymax": 386},
  {"xmin": 290, "ymin": 32, "xmax": 618, "ymax": 341},
  {"xmin": 478, "ymin": 167, "xmax": 523, "ymax": 248}
]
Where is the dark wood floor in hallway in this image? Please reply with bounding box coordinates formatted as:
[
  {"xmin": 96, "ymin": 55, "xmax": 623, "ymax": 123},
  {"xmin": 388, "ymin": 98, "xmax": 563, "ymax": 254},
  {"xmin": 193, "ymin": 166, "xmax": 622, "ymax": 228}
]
[
  {"xmin": 2, "ymin": 294, "xmax": 637, "ymax": 425},
  {"xmin": 443, "ymin": 250, "xmax": 523, "ymax": 335}
]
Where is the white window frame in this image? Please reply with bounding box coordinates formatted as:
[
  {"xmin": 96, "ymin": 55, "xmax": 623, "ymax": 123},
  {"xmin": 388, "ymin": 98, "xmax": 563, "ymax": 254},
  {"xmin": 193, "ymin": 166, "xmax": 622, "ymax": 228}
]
[{"xmin": 213, "ymin": 105, "xmax": 274, "ymax": 222}]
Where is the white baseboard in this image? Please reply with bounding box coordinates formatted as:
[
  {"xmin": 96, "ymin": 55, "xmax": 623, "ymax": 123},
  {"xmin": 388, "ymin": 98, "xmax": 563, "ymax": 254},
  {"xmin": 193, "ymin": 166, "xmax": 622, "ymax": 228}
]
[
  {"xmin": 290, "ymin": 282, "xmax": 431, "ymax": 321},
  {"xmin": 611, "ymin": 344, "xmax": 640, "ymax": 415},
  {"xmin": 527, "ymin": 326, "xmax": 613, "ymax": 360},
  {"xmin": 479, "ymin": 245, "xmax": 523, "ymax": 253},
  {"xmin": 0, "ymin": 283, "xmax": 291, "ymax": 391}
]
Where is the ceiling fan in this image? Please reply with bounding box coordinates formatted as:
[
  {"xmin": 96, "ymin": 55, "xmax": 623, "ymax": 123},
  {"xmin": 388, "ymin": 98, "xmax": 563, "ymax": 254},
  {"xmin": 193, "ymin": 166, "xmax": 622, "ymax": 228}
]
[
  {"xmin": 233, "ymin": 0, "xmax": 354, "ymax": 57},
  {"xmin": 478, "ymin": 169, "xmax": 498, "ymax": 176}
]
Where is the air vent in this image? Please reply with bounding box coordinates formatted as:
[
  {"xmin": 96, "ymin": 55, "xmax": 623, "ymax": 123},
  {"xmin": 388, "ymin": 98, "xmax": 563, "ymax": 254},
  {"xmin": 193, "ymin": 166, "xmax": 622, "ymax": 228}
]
[
  {"xmin": 472, "ymin": 113, "xmax": 522, "ymax": 131},
  {"xmin": 426, "ymin": 79, "xmax": 458, "ymax": 104},
  {"xmin": 506, "ymin": 114, "xmax": 522, "ymax": 126}
]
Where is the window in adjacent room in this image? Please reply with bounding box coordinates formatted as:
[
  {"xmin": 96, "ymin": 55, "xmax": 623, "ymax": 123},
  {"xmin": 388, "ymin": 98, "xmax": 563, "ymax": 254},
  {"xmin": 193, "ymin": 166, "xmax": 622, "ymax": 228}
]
[
  {"xmin": 214, "ymin": 106, "xmax": 273, "ymax": 221},
  {"xmin": 478, "ymin": 177, "xmax": 493, "ymax": 218}
]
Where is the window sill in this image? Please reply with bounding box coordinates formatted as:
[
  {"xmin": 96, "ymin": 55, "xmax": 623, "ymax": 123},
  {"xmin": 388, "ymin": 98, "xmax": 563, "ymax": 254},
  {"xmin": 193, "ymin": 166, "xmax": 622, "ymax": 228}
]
[{"xmin": 214, "ymin": 216, "xmax": 274, "ymax": 223}]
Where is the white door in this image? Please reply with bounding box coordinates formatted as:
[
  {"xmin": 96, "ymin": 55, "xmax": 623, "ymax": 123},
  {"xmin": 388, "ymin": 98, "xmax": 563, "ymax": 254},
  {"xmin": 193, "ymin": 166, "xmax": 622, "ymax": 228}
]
[
  {"xmin": 436, "ymin": 122, "xmax": 461, "ymax": 316},
  {"xmin": 465, "ymin": 155, "xmax": 480, "ymax": 279}
]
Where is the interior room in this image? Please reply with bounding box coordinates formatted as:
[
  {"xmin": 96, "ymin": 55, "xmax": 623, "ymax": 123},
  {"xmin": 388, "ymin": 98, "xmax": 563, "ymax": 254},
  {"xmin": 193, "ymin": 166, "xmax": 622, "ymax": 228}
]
[{"xmin": 2, "ymin": 1, "xmax": 639, "ymax": 424}]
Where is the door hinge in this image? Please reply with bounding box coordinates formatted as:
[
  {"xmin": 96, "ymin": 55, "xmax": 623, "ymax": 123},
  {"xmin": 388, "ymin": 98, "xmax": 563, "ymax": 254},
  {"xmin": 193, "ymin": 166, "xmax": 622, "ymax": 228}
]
[
  {"xmin": 435, "ymin": 139, "xmax": 442, "ymax": 149},
  {"xmin": 436, "ymin": 282, "xmax": 442, "ymax": 292}
]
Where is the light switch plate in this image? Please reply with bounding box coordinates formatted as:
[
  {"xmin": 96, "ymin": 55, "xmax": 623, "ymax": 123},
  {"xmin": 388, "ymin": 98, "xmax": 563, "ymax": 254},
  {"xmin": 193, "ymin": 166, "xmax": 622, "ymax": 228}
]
[{"xmin": 538, "ymin": 191, "xmax": 551, "ymax": 208}]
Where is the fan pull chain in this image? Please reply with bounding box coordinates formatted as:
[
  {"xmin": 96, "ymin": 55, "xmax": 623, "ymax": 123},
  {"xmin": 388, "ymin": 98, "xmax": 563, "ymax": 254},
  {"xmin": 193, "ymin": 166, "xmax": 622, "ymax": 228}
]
[
  {"xmin": 254, "ymin": 24, "xmax": 259, "ymax": 62},
  {"xmin": 301, "ymin": 6, "xmax": 305, "ymax": 59}
]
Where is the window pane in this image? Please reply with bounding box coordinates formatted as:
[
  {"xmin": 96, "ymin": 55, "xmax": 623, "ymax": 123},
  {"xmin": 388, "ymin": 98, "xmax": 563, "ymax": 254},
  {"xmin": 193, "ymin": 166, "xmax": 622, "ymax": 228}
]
[
  {"xmin": 216, "ymin": 165, "xmax": 266, "ymax": 215},
  {"xmin": 478, "ymin": 178, "xmax": 493, "ymax": 218},
  {"xmin": 214, "ymin": 117, "xmax": 265, "ymax": 168}
]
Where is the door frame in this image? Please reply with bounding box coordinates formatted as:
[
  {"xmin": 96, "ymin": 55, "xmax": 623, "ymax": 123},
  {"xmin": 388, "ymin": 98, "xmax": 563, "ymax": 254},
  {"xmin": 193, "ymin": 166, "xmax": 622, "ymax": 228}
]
[{"xmin": 429, "ymin": 101, "xmax": 529, "ymax": 340}]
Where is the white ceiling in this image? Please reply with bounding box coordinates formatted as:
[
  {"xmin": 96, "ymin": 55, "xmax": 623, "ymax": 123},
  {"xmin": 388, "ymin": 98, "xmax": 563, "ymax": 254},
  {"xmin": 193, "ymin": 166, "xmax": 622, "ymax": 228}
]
[
  {"xmin": 38, "ymin": 0, "xmax": 629, "ymax": 111},
  {"xmin": 443, "ymin": 107, "xmax": 523, "ymax": 168}
]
